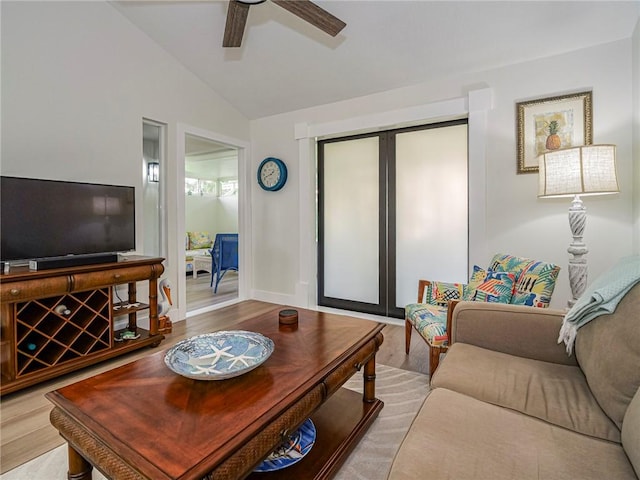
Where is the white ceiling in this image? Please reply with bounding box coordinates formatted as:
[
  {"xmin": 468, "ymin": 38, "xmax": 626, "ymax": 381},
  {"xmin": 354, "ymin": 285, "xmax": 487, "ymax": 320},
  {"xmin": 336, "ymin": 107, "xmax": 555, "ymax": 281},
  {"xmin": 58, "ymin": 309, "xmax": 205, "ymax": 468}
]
[
  {"xmin": 185, "ymin": 134, "xmax": 233, "ymax": 156},
  {"xmin": 185, "ymin": 134, "xmax": 238, "ymax": 179},
  {"xmin": 112, "ymin": 1, "xmax": 639, "ymax": 120}
]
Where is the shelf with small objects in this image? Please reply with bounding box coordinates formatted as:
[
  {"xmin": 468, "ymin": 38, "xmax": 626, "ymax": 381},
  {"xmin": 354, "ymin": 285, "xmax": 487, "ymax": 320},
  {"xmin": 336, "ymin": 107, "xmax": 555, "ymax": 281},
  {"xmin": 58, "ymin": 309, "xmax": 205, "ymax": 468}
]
[{"xmin": 0, "ymin": 256, "xmax": 166, "ymax": 395}]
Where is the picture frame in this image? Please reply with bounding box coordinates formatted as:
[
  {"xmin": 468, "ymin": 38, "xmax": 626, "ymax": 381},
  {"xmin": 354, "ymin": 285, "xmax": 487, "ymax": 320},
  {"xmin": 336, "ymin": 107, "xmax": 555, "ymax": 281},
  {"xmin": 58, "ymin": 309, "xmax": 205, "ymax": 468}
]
[{"xmin": 516, "ymin": 91, "xmax": 592, "ymax": 174}]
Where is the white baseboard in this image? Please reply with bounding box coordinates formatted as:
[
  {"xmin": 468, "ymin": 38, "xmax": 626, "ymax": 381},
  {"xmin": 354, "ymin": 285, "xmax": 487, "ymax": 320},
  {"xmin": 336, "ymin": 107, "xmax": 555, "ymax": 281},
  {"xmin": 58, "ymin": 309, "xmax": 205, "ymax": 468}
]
[{"xmin": 250, "ymin": 289, "xmax": 298, "ymax": 307}]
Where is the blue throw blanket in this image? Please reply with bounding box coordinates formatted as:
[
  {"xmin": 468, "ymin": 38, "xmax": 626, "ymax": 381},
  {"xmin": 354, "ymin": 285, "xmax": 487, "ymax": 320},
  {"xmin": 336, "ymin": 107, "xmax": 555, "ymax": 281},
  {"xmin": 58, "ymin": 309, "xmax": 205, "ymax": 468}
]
[{"xmin": 558, "ymin": 255, "xmax": 640, "ymax": 354}]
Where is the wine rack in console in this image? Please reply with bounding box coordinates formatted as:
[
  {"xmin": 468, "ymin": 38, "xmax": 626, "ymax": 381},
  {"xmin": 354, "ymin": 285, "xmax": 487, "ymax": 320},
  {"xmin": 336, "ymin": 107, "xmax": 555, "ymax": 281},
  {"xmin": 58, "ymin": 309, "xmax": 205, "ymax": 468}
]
[
  {"xmin": 0, "ymin": 256, "xmax": 165, "ymax": 395},
  {"xmin": 15, "ymin": 289, "xmax": 111, "ymax": 377}
]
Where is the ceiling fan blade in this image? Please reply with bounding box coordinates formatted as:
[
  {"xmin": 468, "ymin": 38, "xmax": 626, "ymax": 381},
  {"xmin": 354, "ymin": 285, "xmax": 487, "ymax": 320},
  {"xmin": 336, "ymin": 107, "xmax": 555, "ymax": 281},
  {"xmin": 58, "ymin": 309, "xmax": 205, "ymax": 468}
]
[
  {"xmin": 223, "ymin": 0, "xmax": 250, "ymax": 47},
  {"xmin": 272, "ymin": 0, "xmax": 346, "ymax": 37}
]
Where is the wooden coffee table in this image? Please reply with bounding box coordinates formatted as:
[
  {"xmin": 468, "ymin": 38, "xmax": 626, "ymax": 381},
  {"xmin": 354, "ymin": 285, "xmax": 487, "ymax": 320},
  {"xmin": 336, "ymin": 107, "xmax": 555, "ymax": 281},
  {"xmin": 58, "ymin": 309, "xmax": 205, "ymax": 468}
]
[{"xmin": 46, "ymin": 306, "xmax": 384, "ymax": 480}]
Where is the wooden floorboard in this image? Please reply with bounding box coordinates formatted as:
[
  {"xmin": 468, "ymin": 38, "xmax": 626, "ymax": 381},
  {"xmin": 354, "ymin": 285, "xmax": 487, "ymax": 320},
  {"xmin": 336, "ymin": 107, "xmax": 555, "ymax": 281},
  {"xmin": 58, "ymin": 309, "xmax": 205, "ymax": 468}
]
[
  {"xmin": 186, "ymin": 270, "xmax": 238, "ymax": 312},
  {"xmin": 0, "ymin": 301, "xmax": 430, "ymax": 474}
]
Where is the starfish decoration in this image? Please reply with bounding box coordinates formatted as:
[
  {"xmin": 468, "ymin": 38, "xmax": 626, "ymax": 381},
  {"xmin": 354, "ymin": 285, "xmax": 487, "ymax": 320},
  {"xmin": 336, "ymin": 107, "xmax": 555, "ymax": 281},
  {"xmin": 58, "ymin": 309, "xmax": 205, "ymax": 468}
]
[
  {"xmin": 198, "ymin": 344, "xmax": 235, "ymax": 365},
  {"xmin": 190, "ymin": 364, "xmax": 225, "ymax": 375},
  {"xmin": 226, "ymin": 352, "xmax": 258, "ymax": 370}
]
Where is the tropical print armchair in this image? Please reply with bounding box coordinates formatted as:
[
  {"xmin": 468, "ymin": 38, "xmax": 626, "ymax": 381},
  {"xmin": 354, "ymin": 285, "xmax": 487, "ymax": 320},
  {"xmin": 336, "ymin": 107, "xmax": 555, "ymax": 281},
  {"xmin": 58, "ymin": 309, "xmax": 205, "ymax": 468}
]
[{"xmin": 405, "ymin": 253, "xmax": 560, "ymax": 376}]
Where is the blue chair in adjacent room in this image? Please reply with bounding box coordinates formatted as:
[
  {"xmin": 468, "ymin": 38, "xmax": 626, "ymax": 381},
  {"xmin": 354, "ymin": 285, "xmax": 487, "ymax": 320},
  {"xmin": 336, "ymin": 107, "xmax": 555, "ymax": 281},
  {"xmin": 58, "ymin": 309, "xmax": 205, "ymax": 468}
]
[{"xmin": 210, "ymin": 233, "xmax": 239, "ymax": 293}]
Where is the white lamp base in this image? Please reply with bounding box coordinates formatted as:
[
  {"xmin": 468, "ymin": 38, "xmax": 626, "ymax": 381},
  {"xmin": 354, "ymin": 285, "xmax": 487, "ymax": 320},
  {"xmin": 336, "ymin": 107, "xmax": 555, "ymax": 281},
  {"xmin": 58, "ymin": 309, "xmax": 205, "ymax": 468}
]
[{"xmin": 567, "ymin": 195, "xmax": 588, "ymax": 308}]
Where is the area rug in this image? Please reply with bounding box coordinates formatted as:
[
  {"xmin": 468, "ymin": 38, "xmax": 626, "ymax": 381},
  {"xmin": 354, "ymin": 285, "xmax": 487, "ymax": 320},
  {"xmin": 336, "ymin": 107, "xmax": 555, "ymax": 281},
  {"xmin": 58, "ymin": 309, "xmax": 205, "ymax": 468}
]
[{"xmin": 1, "ymin": 364, "xmax": 429, "ymax": 480}]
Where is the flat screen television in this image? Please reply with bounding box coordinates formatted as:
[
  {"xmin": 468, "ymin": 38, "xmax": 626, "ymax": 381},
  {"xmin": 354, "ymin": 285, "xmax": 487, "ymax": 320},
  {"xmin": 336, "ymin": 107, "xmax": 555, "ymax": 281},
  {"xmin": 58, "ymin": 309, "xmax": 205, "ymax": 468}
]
[{"xmin": 1, "ymin": 176, "xmax": 136, "ymax": 262}]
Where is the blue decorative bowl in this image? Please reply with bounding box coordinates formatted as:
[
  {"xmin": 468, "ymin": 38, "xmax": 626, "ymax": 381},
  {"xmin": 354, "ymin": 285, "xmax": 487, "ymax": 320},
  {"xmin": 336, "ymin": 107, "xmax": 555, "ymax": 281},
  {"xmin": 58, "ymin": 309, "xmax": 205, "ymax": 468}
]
[
  {"xmin": 254, "ymin": 419, "xmax": 316, "ymax": 472},
  {"xmin": 164, "ymin": 331, "xmax": 274, "ymax": 380}
]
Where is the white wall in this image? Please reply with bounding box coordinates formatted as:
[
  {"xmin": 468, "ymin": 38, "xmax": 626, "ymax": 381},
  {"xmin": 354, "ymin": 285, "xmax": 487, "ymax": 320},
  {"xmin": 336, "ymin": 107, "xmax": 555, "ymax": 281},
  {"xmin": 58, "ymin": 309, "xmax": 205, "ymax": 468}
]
[
  {"xmin": 185, "ymin": 195, "xmax": 238, "ymax": 235},
  {"xmin": 1, "ymin": 2, "xmax": 250, "ymax": 320},
  {"xmin": 250, "ymin": 39, "xmax": 635, "ymax": 310},
  {"xmin": 184, "ymin": 153, "xmax": 240, "ymax": 237},
  {"xmin": 633, "ymin": 18, "xmax": 640, "ymax": 253}
]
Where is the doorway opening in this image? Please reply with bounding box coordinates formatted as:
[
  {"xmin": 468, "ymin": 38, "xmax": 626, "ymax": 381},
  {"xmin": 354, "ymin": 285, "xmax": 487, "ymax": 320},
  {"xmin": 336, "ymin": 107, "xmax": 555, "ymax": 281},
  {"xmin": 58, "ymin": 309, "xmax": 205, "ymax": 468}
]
[
  {"xmin": 142, "ymin": 119, "xmax": 166, "ymax": 259},
  {"xmin": 184, "ymin": 134, "xmax": 239, "ymax": 313}
]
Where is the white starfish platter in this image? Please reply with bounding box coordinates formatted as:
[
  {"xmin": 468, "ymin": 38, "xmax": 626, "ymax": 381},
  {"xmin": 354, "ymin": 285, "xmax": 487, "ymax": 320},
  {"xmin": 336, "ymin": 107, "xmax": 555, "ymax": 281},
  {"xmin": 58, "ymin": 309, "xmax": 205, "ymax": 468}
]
[{"xmin": 164, "ymin": 330, "xmax": 275, "ymax": 380}]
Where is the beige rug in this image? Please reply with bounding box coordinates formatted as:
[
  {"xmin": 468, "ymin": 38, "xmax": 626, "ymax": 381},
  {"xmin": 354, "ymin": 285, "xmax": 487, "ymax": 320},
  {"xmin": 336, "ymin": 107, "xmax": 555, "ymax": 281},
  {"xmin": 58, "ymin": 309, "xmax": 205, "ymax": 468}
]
[{"xmin": 1, "ymin": 364, "xmax": 429, "ymax": 480}]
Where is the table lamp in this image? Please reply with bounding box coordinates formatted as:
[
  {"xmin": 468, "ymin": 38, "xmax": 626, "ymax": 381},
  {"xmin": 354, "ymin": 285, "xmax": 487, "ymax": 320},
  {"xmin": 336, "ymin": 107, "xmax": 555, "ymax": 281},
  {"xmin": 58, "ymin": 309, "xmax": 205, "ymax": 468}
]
[{"xmin": 538, "ymin": 144, "xmax": 619, "ymax": 307}]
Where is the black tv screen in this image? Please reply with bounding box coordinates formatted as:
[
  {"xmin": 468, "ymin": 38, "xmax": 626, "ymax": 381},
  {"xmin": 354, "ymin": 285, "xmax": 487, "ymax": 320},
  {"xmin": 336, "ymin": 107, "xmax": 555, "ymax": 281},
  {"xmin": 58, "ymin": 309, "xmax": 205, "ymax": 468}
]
[{"xmin": 1, "ymin": 176, "xmax": 135, "ymax": 262}]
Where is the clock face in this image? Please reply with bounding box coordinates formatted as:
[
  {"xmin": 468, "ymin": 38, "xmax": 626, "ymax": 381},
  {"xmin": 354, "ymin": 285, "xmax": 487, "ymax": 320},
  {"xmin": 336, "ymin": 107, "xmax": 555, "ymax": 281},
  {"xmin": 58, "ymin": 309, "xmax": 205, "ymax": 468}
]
[
  {"xmin": 260, "ymin": 159, "xmax": 281, "ymax": 188},
  {"xmin": 258, "ymin": 157, "xmax": 287, "ymax": 191}
]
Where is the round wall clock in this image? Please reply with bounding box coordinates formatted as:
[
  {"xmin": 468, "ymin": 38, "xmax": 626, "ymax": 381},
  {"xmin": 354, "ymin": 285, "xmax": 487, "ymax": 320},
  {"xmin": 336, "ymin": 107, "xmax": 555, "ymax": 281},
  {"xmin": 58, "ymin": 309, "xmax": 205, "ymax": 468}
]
[{"xmin": 257, "ymin": 157, "xmax": 288, "ymax": 191}]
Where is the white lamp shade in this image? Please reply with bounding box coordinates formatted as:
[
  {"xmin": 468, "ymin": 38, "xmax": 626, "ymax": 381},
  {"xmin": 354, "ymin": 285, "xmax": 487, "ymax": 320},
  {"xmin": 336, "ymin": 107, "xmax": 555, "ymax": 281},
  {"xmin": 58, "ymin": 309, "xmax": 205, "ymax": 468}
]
[{"xmin": 538, "ymin": 144, "xmax": 619, "ymax": 198}]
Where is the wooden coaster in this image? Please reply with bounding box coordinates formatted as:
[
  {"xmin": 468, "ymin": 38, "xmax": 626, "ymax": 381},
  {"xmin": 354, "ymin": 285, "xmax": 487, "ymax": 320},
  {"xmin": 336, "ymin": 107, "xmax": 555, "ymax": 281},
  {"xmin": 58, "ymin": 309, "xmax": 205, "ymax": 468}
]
[{"xmin": 279, "ymin": 309, "xmax": 298, "ymax": 326}]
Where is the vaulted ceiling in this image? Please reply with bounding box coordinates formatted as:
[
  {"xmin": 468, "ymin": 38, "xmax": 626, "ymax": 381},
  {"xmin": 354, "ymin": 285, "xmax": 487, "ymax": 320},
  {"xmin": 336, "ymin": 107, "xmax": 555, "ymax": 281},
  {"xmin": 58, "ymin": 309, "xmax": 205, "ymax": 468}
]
[{"xmin": 112, "ymin": 1, "xmax": 639, "ymax": 120}]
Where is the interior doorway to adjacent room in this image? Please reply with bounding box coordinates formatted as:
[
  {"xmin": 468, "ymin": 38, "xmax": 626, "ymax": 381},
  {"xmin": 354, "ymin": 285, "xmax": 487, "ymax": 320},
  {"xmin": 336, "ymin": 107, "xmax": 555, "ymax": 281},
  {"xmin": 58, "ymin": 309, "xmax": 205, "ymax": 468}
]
[
  {"xmin": 183, "ymin": 134, "xmax": 239, "ymax": 313},
  {"xmin": 142, "ymin": 119, "xmax": 167, "ymax": 259}
]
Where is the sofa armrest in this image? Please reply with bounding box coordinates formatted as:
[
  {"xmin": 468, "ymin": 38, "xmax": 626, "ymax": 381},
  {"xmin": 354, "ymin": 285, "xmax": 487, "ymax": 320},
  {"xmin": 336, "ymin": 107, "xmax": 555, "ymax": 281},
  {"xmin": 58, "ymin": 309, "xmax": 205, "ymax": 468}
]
[{"xmin": 449, "ymin": 301, "xmax": 577, "ymax": 366}]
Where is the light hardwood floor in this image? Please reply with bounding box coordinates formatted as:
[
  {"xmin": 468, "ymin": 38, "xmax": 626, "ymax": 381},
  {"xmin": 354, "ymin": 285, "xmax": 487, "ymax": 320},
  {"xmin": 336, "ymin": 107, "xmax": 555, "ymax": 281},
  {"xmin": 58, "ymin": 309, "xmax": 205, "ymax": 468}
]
[
  {"xmin": 186, "ymin": 270, "xmax": 238, "ymax": 311},
  {"xmin": 0, "ymin": 301, "xmax": 429, "ymax": 475}
]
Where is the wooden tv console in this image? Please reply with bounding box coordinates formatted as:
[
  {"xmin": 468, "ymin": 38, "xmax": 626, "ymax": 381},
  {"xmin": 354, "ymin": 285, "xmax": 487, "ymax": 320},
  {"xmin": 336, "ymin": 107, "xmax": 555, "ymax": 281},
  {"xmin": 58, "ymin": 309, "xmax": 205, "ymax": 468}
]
[{"xmin": 0, "ymin": 256, "xmax": 165, "ymax": 395}]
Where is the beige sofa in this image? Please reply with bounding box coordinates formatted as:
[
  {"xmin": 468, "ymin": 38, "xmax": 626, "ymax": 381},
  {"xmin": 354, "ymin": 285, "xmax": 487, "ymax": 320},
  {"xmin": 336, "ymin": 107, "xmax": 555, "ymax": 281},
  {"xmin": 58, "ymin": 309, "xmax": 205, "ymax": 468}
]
[{"xmin": 389, "ymin": 283, "xmax": 640, "ymax": 479}]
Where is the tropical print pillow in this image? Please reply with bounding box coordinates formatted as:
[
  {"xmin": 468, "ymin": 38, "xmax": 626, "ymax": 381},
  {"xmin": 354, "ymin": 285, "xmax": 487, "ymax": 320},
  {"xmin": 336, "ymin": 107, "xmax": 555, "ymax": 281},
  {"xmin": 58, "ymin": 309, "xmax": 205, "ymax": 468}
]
[
  {"xmin": 489, "ymin": 253, "xmax": 533, "ymax": 280},
  {"xmin": 464, "ymin": 266, "xmax": 515, "ymax": 303},
  {"xmin": 463, "ymin": 265, "xmax": 486, "ymax": 300},
  {"xmin": 489, "ymin": 253, "xmax": 560, "ymax": 308},
  {"xmin": 425, "ymin": 281, "xmax": 463, "ymax": 306},
  {"xmin": 510, "ymin": 260, "xmax": 560, "ymax": 307}
]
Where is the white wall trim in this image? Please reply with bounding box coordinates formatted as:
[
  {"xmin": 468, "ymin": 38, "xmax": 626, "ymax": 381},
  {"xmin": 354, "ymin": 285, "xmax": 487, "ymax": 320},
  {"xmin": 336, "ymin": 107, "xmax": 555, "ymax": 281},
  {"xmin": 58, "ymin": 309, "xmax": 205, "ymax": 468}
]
[
  {"xmin": 467, "ymin": 88, "xmax": 493, "ymax": 272},
  {"xmin": 295, "ymin": 87, "xmax": 492, "ymax": 311},
  {"xmin": 295, "ymin": 133, "xmax": 316, "ymax": 308},
  {"xmin": 296, "ymin": 96, "xmax": 469, "ymax": 140},
  {"xmin": 251, "ymin": 289, "xmax": 297, "ymax": 306},
  {"xmin": 176, "ymin": 123, "xmax": 251, "ymax": 321}
]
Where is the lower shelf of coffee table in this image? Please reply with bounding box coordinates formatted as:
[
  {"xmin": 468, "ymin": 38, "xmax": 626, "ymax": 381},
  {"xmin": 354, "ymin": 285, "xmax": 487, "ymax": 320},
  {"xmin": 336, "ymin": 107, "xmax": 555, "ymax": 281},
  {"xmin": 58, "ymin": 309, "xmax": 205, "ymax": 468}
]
[{"xmin": 247, "ymin": 387, "xmax": 384, "ymax": 480}]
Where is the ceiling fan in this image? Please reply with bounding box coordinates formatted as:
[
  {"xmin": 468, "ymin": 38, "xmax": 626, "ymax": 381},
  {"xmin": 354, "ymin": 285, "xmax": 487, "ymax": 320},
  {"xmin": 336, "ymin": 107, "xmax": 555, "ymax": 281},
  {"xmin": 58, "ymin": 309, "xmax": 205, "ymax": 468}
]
[{"xmin": 223, "ymin": 0, "xmax": 346, "ymax": 48}]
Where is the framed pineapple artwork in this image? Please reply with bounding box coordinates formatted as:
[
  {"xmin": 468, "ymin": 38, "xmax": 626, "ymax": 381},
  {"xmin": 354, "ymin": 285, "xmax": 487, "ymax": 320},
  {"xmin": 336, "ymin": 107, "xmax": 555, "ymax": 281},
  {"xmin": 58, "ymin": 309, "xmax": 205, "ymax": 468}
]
[{"xmin": 516, "ymin": 91, "xmax": 592, "ymax": 174}]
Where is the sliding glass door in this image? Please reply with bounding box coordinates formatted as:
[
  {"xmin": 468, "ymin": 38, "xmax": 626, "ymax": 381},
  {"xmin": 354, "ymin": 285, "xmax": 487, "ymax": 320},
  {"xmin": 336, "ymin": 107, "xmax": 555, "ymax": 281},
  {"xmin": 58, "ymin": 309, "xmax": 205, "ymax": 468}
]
[
  {"xmin": 318, "ymin": 120, "xmax": 468, "ymax": 318},
  {"xmin": 319, "ymin": 135, "xmax": 385, "ymax": 314}
]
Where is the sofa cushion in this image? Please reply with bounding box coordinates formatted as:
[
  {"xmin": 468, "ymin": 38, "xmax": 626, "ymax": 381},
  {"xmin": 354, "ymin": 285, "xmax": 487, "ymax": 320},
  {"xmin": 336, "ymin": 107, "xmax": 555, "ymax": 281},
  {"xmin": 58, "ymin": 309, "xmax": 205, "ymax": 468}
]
[
  {"xmin": 576, "ymin": 283, "xmax": 640, "ymax": 429},
  {"xmin": 188, "ymin": 231, "xmax": 212, "ymax": 250},
  {"xmin": 622, "ymin": 387, "xmax": 640, "ymax": 478},
  {"xmin": 388, "ymin": 388, "xmax": 636, "ymax": 480},
  {"xmin": 432, "ymin": 343, "xmax": 621, "ymax": 442},
  {"xmin": 450, "ymin": 302, "xmax": 576, "ymax": 366}
]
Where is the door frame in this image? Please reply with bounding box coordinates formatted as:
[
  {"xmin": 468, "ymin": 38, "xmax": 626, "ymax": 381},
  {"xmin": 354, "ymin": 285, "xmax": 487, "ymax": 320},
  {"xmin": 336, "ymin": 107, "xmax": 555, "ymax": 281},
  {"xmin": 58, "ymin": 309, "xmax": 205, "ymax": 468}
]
[
  {"xmin": 176, "ymin": 123, "xmax": 251, "ymax": 321},
  {"xmin": 295, "ymin": 88, "xmax": 491, "ymax": 316},
  {"xmin": 142, "ymin": 118, "xmax": 167, "ymax": 260},
  {"xmin": 317, "ymin": 120, "xmax": 468, "ymax": 319},
  {"xmin": 317, "ymin": 131, "xmax": 388, "ymax": 316}
]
